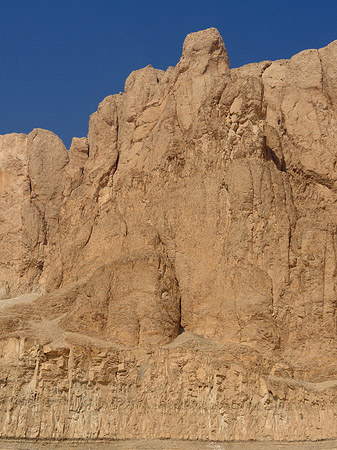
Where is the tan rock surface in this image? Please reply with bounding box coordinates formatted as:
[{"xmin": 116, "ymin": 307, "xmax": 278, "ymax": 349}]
[{"xmin": 0, "ymin": 28, "xmax": 337, "ymax": 441}]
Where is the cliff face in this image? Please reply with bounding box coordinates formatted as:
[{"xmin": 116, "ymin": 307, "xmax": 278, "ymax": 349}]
[{"xmin": 0, "ymin": 28, "xmax": 337, "ymax": 441}]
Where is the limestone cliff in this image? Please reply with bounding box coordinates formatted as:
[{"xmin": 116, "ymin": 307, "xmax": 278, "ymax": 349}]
[{"xmin": 0, "ymin": 28, "xmax": 337, "ymax": 441}]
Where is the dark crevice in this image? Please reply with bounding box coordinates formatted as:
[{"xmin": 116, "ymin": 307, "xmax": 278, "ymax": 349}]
[
  {"xmin": 113, "ymin": 114, "xmax": 120, "ymax": 175},
  {"xmin": 259, "ymin": 61, "xmax": 272, "ymax": 78},
  {"xmin": 263, "ymin": 137, "xmax": 286, "ymax": 172},
  {"xmin": 114, "ymin": 151, "xmax": 120, "ymax": 174},
  {"xmin": 178, "ymin": 323, "xmax": 185, "ymax": 334},
  {"xmin": 178, "ymin": 296, "xmax": 185, "ymax": 335},
  {"xmin": 266, "ymin": 145, "xmax": 286, "ymax": 172},
  {"xmin": 116, "ymin": 114, "xmax": 119, "ymax": 138},
  {"xmin": 80, "ymin": 226, "xmax": 93, "ymax": 249}
]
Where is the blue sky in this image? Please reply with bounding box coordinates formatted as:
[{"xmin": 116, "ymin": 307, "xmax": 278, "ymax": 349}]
[{"xmin": 1, "ymin": 0, "xmax": 336, "ymax": 148}]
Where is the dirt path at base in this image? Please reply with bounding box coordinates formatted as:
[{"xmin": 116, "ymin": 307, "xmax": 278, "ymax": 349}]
[
  {"xmin": 0, "ymin": 439, "xmax": 337, "ymax": 450},
  {"xmin": 0, "ymin": 293, "xmax": 39, "ymax": 311}
]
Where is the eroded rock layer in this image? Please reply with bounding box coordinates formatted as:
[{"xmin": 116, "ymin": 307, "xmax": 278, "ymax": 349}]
[{"xmin": 0, "ymin": 28, "xmax": 337, "ymax": 441}]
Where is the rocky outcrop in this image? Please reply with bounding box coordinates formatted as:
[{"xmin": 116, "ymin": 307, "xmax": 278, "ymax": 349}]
[{"xmin": 0, "ymin": 28, "xmax": 337, "ymax": 441}]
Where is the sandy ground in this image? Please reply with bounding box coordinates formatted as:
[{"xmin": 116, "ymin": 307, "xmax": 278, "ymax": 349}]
[
  {"xmin": 0, "ymin": 293, "xmax": 39, "ymax": 311},
  {"xmin": 0, "ymin": 439, "xmax": 337, "ymax": 450}
]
